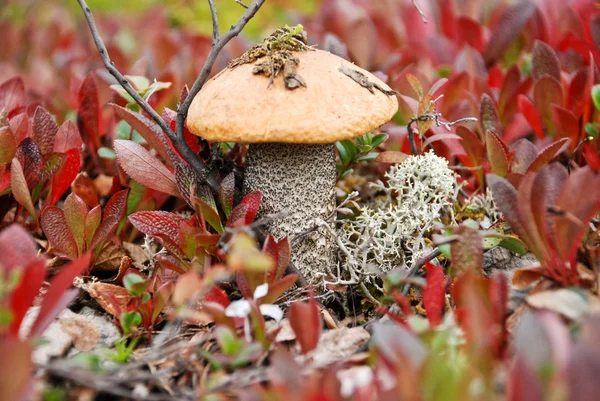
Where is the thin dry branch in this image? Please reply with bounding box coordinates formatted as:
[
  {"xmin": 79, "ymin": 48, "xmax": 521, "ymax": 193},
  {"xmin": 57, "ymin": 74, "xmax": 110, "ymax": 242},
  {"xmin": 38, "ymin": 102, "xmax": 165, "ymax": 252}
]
[
  {"xmin": 77, "ymin": 0, "xmax": 267, "ymax": 192},
  {"xmin": 175, "ymin": 0, "xmax": 266, "ymax": 143}
]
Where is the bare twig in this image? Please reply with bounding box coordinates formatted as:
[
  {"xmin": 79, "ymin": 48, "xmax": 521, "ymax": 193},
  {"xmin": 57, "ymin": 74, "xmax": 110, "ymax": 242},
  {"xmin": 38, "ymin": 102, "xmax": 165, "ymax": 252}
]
[
  {"xmin": 406, "ymin": 96, "xmax": 477, "ymax": 155},
  {"xmin": 235, "ymin": 0, "xmax": 250, "ymax": 8},
  {"xmin": 78, "ymin": 0, "xmax": 267, "ymax": 192},
  {"xmin": 412, "ymin": 0, "xmax": 428, "ymax": 23},
  {"xmin": 175, "ymin": 0, "xmax": 267, "ymax": 162}
]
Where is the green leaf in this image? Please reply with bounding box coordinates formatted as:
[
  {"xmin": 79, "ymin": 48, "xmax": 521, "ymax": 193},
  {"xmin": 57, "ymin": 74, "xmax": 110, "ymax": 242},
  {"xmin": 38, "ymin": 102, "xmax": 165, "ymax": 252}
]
[
  {"xmin": 98, "ymin": 147, "xmax": 116, "ymax": 159},
  {"xmin": 356, "ymin": 152, "xmax": 379, "ymax": 162},
  {"xmin": 123, "ymin": 273, "xmax": 151, "ymax": 296},
  {"xmin": 121, "ymin": 311, "xmax": 142, "ymax": 335},
  {"xmin": 585, "ymin": 123, "xmax": 599, "ymax": 139},
  {"xmin": 370, "ymin": 133, "xmax": 389, "ymax": 148},
  {"xmin": 499, "ymin": 236, "xmax": 528, "ymax": 255},
  {"xmin": 592, "ymin": 84, "xmax": 600, "ymax": 111}
]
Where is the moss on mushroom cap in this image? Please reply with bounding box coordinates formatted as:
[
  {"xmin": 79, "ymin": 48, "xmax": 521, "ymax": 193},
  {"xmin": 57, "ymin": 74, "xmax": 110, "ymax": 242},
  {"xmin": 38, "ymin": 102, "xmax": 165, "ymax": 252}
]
[{"xmin": 186, "ymin": 49, "xmax": 398, "ymax": 144}]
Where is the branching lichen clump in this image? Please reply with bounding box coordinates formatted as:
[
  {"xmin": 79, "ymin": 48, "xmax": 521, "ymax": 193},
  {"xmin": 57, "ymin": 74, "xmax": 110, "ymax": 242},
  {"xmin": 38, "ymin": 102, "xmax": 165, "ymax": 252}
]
[{"xmin": 336, "ymin": 152, "xmax": 457, "ymax": 285}]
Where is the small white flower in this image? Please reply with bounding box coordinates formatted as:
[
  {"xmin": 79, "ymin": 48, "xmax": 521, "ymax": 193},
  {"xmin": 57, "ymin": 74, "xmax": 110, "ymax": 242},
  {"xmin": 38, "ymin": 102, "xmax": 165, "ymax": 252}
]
[{"xmin": 224, "ymin": 283, "xmax": 283, "ymax": 341}]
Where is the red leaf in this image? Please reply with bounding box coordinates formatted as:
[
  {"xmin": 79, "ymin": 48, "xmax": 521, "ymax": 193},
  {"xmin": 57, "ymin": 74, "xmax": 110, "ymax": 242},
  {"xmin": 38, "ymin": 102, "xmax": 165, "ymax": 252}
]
[
  {"xmin": 526, "ymin": 138, "xmax": 570, "ymax": 173},
  {"xmin": 507, "ymin": 356, "xmax": 544, "ymax": 401},
  {"xmin": 163, "ymin": 107, "xmax": 201, "ymax": 154},
  {"xmin": 456, "ymin": 17, "xmax": 484, "ymax": 51},
  {"xmin": 53, "ymin": 120, "xmax": 82, "ymax": 153},
  {"xmin": 450, "ymin": 225, "xmax": 484, "ymax": 274},
  {"xmin": 0, "ymin": 338, "xmax": 33, "ymax": 401},
  {"xmin": 582, "ymin": 143, "xmax": 600, "ymax": 171},
  {"xmin": 32, "ymin": 106, "xmax": 59, "ymax": 155},
  {"xmin": 89, "ymin": 189, "xmax": 129, "ymax": 250},
  {"xmin": 63, "ymin": 193, "xmax": 89, "ymax": 256},
  {"xmin": 128, "ymin": 210, "xmax": 186, "ymax": 239},
  {"xmin": 240, "ymin": 191, "xmax": 262, "ymax": 225},
  {"xmin": 262, "ymin": 234, "xmax": 278, "ymax": 283},
  {"xmin": 78, "ymin": 74, "xmax": 101, "ymax": 149},
  {"xmin": 0, "ymin": 126, "xmax": 16, "ymax": 165},
  {"xmin": 480, "ymin": 94, "xmax": 502, "ymax": 136},
  {"xmin": 551, "ymin": 106, "xmax": 579, "ymax": 146},
  {"xmin": 204, "ymin": 285, "xmax": 230, "ymax": 308},
  {"xmin": 226, "ymin": 203, "xmax": 248, "ymax": 228},
  {"xmin": 518, "ymin": 95, "xmax": 545, "ymax": 140},
  {"xmin": 114, "ymin": 140, "xmax": 179, "ymax": 197},
  {"xmin": 288, "ymin": 295, "xmax": 322, "ymax": 354},
  {"xmin": 0, "ymin": 77, "xmax": 26, "ymax": 116},
  {"xmin": 49, "ymin": 149, "xmax": 81, "ymax": 206},
  {"xmin": 567, "ymin": 68, "xmax": 591, "ymax": 118},
  {"xmin": 423, "ymin": 263, "xmax": 445, "ymax": 326},
  {"xmin": 10, "ymin": 158, "xmax": 36, "ymax": 218},
  {"xmin": 0, "ymin": 224, "xmax": 39, "ymax": 271},
  {"xmin": 9, "ymin": 112, "xmax": 28, "ymax": 144},
  {"xmin": 85, "ymin": 205, "xmax": 101, "ymax": 249},
  {"xmin": 260, "ymin": 273, "xmax": 297, "ymax": 304},
  {"xmin": 40, "ymin": 206, "xmax": 78, "ymax": 258},
  {"xmin": 0, "ymin": 168, "xmax": 11, "ymax": 194},
  {"xmin": 511, "ymin": 139, "xmax": 538, "ymax": 174},
  {"xmin": 275, "ymin": 236, "xmax": 290, "ymax": 282},
  {"xmin": 41, "ymin": 152, "xmax": 67, "ymax": 181},
  {"xmin": 483, "ymin": 1, "xmax": 536, "ymax": 67},
  {"xmin": 533, "ymin": 76, "xmax": 564, "ymax": 137},
  {"xmin": 219, "ymin": 172, "xmax": 235, "ymax": 218},
  {"xmin": 29, "ymin": 253, "xmax": 92, "ymax": 337},
  {"xmin": 486, "ymin": 131, "xmax": 510, "ymax": 177},
  {"xmin": 111, "ymin": 104, "xmax": 171, "ymax": 163},
  {"xmin": 498, "ymin": 66, "xmax": 521, "ymax": 118},
  {"xmin": 375, "ymin": 151, "xmax": 410, "ymax": 164},
  {"xmin": 531, "ymin": 41, "xmax": 561, "ymax": 81},
  {"xmin": 555, "ymin": 167, "xmax": 600, "ymax": 266},
  {"xmin": 8, "ymin": 259, "xmax": 46, "ymax": 336},
  {"xmin": 192, "ymin": 195, "xmax": 224, "ymax": 234},
  {"xmin": 15, "ymin": 138, "xmax": 42, "ymax": 189}
]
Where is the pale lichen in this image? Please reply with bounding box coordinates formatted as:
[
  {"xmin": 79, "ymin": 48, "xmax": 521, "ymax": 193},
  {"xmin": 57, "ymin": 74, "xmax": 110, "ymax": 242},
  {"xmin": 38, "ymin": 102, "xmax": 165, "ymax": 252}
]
[{"xmin": 331, "ymin": 152, "xmax": 458, "ymax": 290}]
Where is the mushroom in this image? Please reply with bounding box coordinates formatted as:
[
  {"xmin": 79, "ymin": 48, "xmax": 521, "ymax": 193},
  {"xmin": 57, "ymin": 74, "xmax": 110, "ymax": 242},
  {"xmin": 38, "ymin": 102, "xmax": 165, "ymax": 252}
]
[{"xmin": 187, "ymin": 44, "xmax": 398, "ymax": 282}]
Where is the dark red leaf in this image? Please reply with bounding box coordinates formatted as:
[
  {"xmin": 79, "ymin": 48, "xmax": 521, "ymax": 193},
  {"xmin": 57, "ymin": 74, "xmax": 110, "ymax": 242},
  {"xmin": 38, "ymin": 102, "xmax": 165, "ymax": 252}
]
[
  {"xmin": 555, "ymin": 167, "xmax": 600, "ymax": 266},
  {"xmin": 240, "ymin": 191, "xmax": 262, "ymax": 225},
  {"xmin": 262, "ymin": 234, "xmax": 278, "ymax": 283},
  {"xmin": 450, "ymin": 225, "xmax": 484, "ymax": 274},
  {"xmin": 481, "ymin": 94, "xmax": 502, "ymax": 136},
  {"xmin": 288, "ymin": 295, "xmax": 322, "ymax": 354},
  {"xmin": 486, "ymin": 131, "xmax": 510, "ymax": 177},
  {"xmin": 78, "ymin": 74, "xmax": 101, "ymax": 148},
  {"xmin": 15, "ymin": 137, "xmax": 42, "ymax": 189},
  {"xmin": 40, "ymin": 206, "xmax": 78, "ymax": 258},
  {"xmin": 275, "ymin": 236, "xmax": 290, "ymax": 282},
  {"xmin": 114, "ymin": 140, "xmax": 179, "ymax": 197},
  {"xmin": 111, "ymin": 104, "xmax": 171, "ymax": 162},
  {"xmin": 53, "ymin": 120, "xmax": 82, "ymax": 153},
  {"xmin": 89, "ymin": 189, "xmax": 129, "ymax": 250},
  {"xmin": 533, "ymin": 76, "xmax": 564, "ymax": 137},
  {"xmin": 511, "ymin": 139, "xmax": 538, "ymax": 174},
  {"xmin": 423, "ymin": 263, "xmax": 445, "ymax": 326},
  {"xmin": 32, "ymin": 107, "xmax": 59, "ymax": 155},
  {"xmin": 526, "ymin": 138, "xmax": 570, "ymax": 174},
  {"xmin": 582, "ymin": 144, "xmax": 600, "ymax": 172},
  {"xmin": 29, "ymin": 253, "xmax": 92, "ymax": 337},
  {"xmin": 483, "ymin": 1, "xmax": 536, "ymax": 67},
  {"xmin": 49, "ymin": 149, "xmax": 81, "ymax": 206},
  {"xmin": 226, "ymin": 203, "xmax": 248, "ymax": 228},
  {"xmin": 0, "ymin": 77, "xmax": 26, "ymax": 116},
  {"xmin": 128, "ymin": 210, "xmax": 186, "ymax": 239},
  {"xmin": 551, "ymin": 106, "xmax": 579, "ymax": 146},
  {"xmin": 219, "ymin": 172, "xmax": 235, "ymax": 218},
  {"xmin": 531, "ymin": 41, "xmax": 561, "ymax": 81},
  {"xmin": 260, "ymin": 274, "xmax": 297, "ymax": 304},
  {"xmin": 10, "ymin": 158, "xmax": 36, "ymax": 218}
]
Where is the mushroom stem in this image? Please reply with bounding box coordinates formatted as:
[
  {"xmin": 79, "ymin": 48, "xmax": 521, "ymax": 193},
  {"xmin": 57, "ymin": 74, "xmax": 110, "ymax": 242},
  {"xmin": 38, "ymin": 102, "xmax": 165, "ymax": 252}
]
[{"xmin": 243, "ymin": 143, "xmax": 337, "ymax": 281}]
